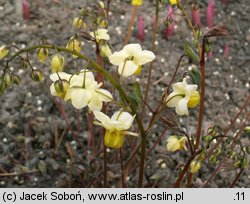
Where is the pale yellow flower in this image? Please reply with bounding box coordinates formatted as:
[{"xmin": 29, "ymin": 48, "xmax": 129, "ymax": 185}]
[
  {"xmin": 90, "ymin": 29, "xmax": 110, "ymax": 43},
  {"xmin": 65, "ymin": 70, "xmax": 113, "ymax": 111},
  {"xmin": 166, "ymin": 136, "xmax": 188, "ymax": 152},
  {"xmin": 93, "ymin": 111, "xmax": 138, "ymax": 148},
  {"xmin": 166, "ymin": 78, "xmax": 200, "ymax": 115},
  {"xmin": 109, "ymin": 43, "xmax": 155, "ymax": 77}
]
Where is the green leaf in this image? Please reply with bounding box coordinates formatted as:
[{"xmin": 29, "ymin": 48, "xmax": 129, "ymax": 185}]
[
  {"xmin": 189, "ymin": 67, "xmax": 201, "ymax": 87},
  {"xmin": 129, "ymin": 82, "xmax": 143, "ymax": 109},
  {"xmin": 184, "ymin": 43, "xmax": 199, "ymax": 64}
]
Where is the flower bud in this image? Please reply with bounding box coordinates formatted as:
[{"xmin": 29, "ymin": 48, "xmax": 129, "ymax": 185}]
[
  {"xmin": 0, "ymin": 78, "xmax": 6, "ymax": 93},
  {"xmin": 188, "ymin": 91, "xmax": 200, "ymax": 108},
  {"xmin": 131, "ymin": 0, "xmax": 142, "ymax": 6},
  {"xmin": 209, "ymin": 155, "xmax": 217, "ymax": 164},
  {"xmin": 66, "ymin": 36, "xmax": 82, "ymax": 58},
  {"xmin": 3, "ymin": 71, "xmax": 13, "ymax": 87},
  {"xmin": 73, "ymin": 17, "xmax": 86, "ymax": 29},
  {"xmin": 137, "ymin": 15, "xmax": 145, "ymax": 41},
  {"xmin": 203, "ymin": 135, "xmax": 213, "ymax": 143},
  {"xmin": 13, "ymin": 75, "xmax": 21, "ymax": 85},
  {"xmin": 100, "ymin": 45, "xmax": 112, "ymax": 58},
  {"xmin": 51, "ymin": 54, "xmax": 64, "ymax": 73},
  {"xmin": 104, "ymin": 130, "xmax": 125, "ymax": 149},
  {"xmin": 164, "ymin": 6, "xmax": 175, "ymax": 38},
  {"xmin": 192, "ymin": 6, "xmax": 201, "ymax": 26},
  {"xmin": 30, "ymin": 69, "xmax": 44, "ymax": 82},
  {"xmin": 0, "ymin": 45, "xmax": 10, "ymax": 59},
  {"xmin": 234, "ymin": 158, "xmax": 248, "ymax": 169},
  {"xmin": 190, "ymin": 160, "xmax": 201, "ymax": 173},
  {"xmin": 54, "ymin": 79, "xmax": 70, "ymax": 99},
  {"xmin": 37, "ymin": 48, "xmax": 49, "ymax": 62},
  {"xmin": 229, "ymin": 152, "xmax": 237, "ymax": 160},
  {"xmin": 206, "ymin": 0, "xmax": 215, "ymax": 28},
  {"xmin": 99, "ymin": 1, "xmax": 105, "ymax": 9}
]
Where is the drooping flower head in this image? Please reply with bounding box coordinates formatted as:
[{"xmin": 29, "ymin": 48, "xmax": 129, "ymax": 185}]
[
  {"xmin": 109, "ymin": 43, "xmax": 155, "ymax": 77},
  {"xmin": 166, "ymin": 78, "xmax": 200, "ymax": 115},
  {"xmin": 93, "ymin": 111, "xmax": 138, "ymax": 148},
  {"xmin": 66, "ymin": 36, "xmax": 83, "ymax": 58},
  {"xmin": 166, "ymin": 136, "xmax": 188, "ymax": 152}
]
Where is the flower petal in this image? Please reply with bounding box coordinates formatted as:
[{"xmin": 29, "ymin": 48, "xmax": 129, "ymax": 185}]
[
  {"xmin": 111, "ymin": 111, "xmax": 134, "ymax": 130},
  {"xmin": 123, "ymin": 43, "xmax": 142, "ymax": 56},
  {"xmin": 109, "ymin": 50, "xmax": 128, "ymax": 65},
  {"xmin": 135, "ymin": 50, "xmax": 155, "ymax": 65},
  {"xmin": 50, "ymin": 72, "xmax": 71, "ymax": 82},
  {"xmin": 70, "ymin": 88, "xmax": 92, "ymax": 109},
  {"xmin": 118, "ymin": 60, "xmax": 138, "ymax": 77},
  {"xmin": 173, "ymin": 79, "xmax": 187, "ymax": 93},
  {"xmin": 96, "ymin": 89, "xmax": 113, "ymax": 102},
  {"xmin": 176, "ymin": 97, "xmax": 189, "ymax": 115},
  {"xmin": 185, "ymin": 84, "xmax": 198, "ymax": 96},
  {"xmin": 50, "ymin": 84, "xmax": 57, "ymax": 96},
  {"xmin": 88, "ymin": 93, "xmax": 103, "ymax": 111},
  {"xmin": 93, "ymin": 111, "xmax": 111, "ymax": 123},
  {"xmin": 166, "ymin": 92, "xmax": 182, "ymax": 107}
]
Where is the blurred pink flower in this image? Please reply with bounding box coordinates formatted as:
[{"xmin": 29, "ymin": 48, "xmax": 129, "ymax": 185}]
[
  {"xmin": 23, "ymin": 0, "xmax": 30, "ymax": 20},
  {"xmin": 223, "ymin": 44, "xmax": 230, "ymax": 58},
  {"xmin": 206, "ymin": 0, "xmax": 215, "ymax": 28},
  {"xmin": 192, "ymin": 6, "xmax": 201, "ymax": 26},
  {"xmin": 164, "ymin": 6, "xmax": 175, "ymax": 38},
  {"xmin": 137, "ymin": 15, "xmax": 145, "ymax": 41}
]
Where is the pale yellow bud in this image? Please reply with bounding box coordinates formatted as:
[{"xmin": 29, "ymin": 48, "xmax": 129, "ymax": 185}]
[
  {"xmin": 100, "ymin": 45, "xmax": 112, "ymax": 58},
  {"xmin": 51, "ymin": 54, "xmax": 64, "ymax": 73},
  {"xmin": 66, "ymin": 36, "xmax": 82, "ymax": 58},
  {"xmin": 73, "ymin": 18, "xmax": 86, "ymax": 29},
  {"xmin": 30, "ymin": 69, "xmax": 44, "ymax": 82},
  {"xmin": 99, "ymin": 1, "xmax": 105, "ymax": 8},
  {"xmin": 188, "ymin": 90, "xmax": 200, "ymax": 108},
  {"xmin": 190, "ymin": 160, "xmax": 201, "ymax": 173},
  {"xmin": 0, "ymin": 45, "xmax": 9, "ymax": 59},
  {"xmin": 54, "ymin": 79, "xmax": 70, "ymax": 99},
  {"xmin": 37, "ymin": 48, "xmax": 49, "ymax": 62},
  {"xmin": 131, "ymin": 0, "xmax": 142, "ymax": 6}
]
